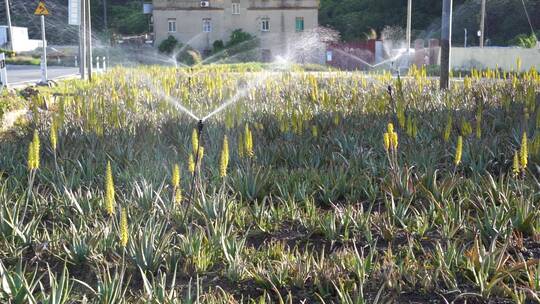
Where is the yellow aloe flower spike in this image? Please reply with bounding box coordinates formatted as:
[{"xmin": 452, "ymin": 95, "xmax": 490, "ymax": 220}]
[
  {"xmin": 444, "ymin": 115, "xmax": 452, "ymax": 143},
  {"xmin": 105, "ymin": 161, "xmax": 116, "ymax": 216},
  {"xmin": 220, "ymin": 135, "xmax": 229, "ymax": 178},
  {"xmin": 120, "ymin": 207, "xmax": 128, "ymax": 248},
  {"xmin": 198, "ymin": 146, "xmax": 204, "ymax": 163},
  {"xmin": 244, "ymin": 124, "xmax": 254, "ymax": 158},
  {"xmin": 50, "ymin": 119, "xmax": 58, "ymax": 152},
  {"xmin": 387, "ymin": 123, "xmax": 394, "ymax": 134},
  {"xmin": 520, "ymin": 132, "xmax": 528, "ymax": 171},
  {"xmin": 512, "ymin": 150, "xmax": 520, "ymax": 177},
  {"xmin": 391, "ymin": 132, "xmax": 398, "ymax": 150},
  {"xmin": 27, "ymin": 141, "xmax": 36, "ymax": 171},
  {"xmin": 188, "ymin": 153, "xmax": 195, "ymax": 174},
  {"xmin": 191, "ymin": 128, "xmax": 199, "ymax": 155},
  {"xmin": 175, "ymin": 188, "xmax": 182, "ymax": 204},
  {"xmin": 454, "ymin": 136, "xmax": 463, "ymax": 166},
  {"xmin": 32, "ymin": 130, "xmax": 40, "ymax": 170},
  {"xmin": 172, "ymin": 163, "xmax": 180, "ymax": 189},
  {"xmin": 238, "ymin": 132, "xmax": 244, "ymax": 158},
  {"xmin": 383, "ymin": 132, "xmax": 390, "ymax": 151}
]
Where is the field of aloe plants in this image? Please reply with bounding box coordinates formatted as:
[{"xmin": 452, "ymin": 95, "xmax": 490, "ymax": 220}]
[{"xmin": 1, "ymin": 64, "xmax": 540, "ymax": 303}]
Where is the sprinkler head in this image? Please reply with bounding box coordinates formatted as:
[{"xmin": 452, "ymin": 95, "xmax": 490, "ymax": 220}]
[{"xmin": 197, "ymin": 120, "xmax": 204, "ymax": 132}]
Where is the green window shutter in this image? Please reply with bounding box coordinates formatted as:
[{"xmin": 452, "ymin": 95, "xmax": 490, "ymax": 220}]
[{"xmin": 295, "ymin": 17, "xmax": 304, "ymax": 32}]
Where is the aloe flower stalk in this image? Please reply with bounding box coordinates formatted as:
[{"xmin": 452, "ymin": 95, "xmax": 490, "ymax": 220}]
[
  {"xmin": 220, "ymin": 135, "xmax": 229, "ymax": 178},
  {"xmin": 105, "ymin": 161, "xmax": 115, "ymax": 216}
]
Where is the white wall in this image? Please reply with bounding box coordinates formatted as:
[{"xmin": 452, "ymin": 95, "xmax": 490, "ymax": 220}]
[
  {"xmin": 451, "ymin": 47, "xmax": 540, "ymax": 72},
  {"xmin": 0, "ymin": 26, "xmax": 42, "ymax": 52}
]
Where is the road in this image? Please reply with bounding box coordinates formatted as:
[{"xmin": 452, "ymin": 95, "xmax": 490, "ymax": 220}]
[{"xmin": 6, "ymin": 65, "xmax": 79, "ymax": 87}]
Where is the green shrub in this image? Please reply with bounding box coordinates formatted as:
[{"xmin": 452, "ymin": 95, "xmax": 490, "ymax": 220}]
[
  {"xmin": 218, "ymin": 29, "xmax": 260, "ymax": 63},
  {"xmin": 509, "ymin": 33, "xmax": 538, "ymax": 48},
  {"xmin": 0, "ymin": 49, "xmax": 16, "ymax": 58},
  {"xmin": 174, "ymin": 45, "xmax": 202, "ymax": 66},
  {"xmin": 212, "ymin": 40, "xmax": 225, "ymax": 53},
  {"xmin": 6, "ymin": 56, "xmax": 41, "ymax": 65},
  {"xmin": 158, "ymin": 36, "xmax": 178, "ymax": 54},
  {"xmin": 226, "ymin": 29, "xmax": 256, "ymax": 48},
  {"xmin": 0, "ymin": 91, "xmax": 24, "ymax": 126}
]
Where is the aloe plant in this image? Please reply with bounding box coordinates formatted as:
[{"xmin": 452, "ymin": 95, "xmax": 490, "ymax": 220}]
[{"xmin": 0, "ymin": 64, "xmax": 538, "ymax": 303}]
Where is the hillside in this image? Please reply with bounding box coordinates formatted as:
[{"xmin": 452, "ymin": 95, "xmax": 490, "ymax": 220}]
[
  {"xmin": 319, "ymin": 0, "xmax": 539, "ymax": 46},
  {"xmin": 1, "ymin": 0, "xmax": 538, "ymax": 46},
  {"xmin": 0, "ymin": 0, "xmax": 147, "ymax": 45}
]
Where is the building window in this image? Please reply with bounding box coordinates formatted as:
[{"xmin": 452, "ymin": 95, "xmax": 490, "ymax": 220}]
[
  {"xmin": 203, "ymin": 18, "xmax": 212, "ymax": 32},
  {"xmin": 168, "ymin": 18, "xmax": 176, "ymax": 33},
  {"xmin": 295, "ymin": 17, "xmax": 304, "ymax": 32},
  {"xmin": 261, "ymin": 18, "xmax": 269, "ymax": 32},
  {"xmin": 232, "ymin": 3, "xmax": 240, "ymax": 14}
]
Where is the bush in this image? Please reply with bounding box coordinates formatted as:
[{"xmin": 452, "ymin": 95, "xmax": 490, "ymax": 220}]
[
  {"xmin": 0, "ymin": 49, "xmax": 16, "ymax": 58},
  {"xmin": 226, "ymin": 29, "xmax": 255, "ymax": 48},
  {"xmin": 158, "ymin": 36, "xmax": 178, "ymax": 54},
  {"xmin": 509, "ymin": 33, "xmax": 538, "ymax": 48},
  {"xmin": 217, "ymin": 29, "xmax": 260, "ymax": 63},
  {"xmin": 175, "ymin": 45, "xmax": 202, "ymax": 66},
  {"xmin": 186, "ymin": 50, "xmax": 202, "ymax": 65},
  {"xmin": 109, "ymin": 2, "xmax": 149, "ymax": 35},
  {"xmin": 212, "ymin": 40, "xmax": 225, "ymax": 53},
  {"xmin": 6, "ymin": 56, "xmax": 41, "ymax": 65},
  {"xmin": 0, "ymin": 90, "xmax": 24, "ymax": 126}
]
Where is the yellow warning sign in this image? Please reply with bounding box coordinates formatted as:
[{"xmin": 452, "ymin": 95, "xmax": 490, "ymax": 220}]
[{"xmin": 34, "ymin": 1, "xmax": 49, "ymax": 16}]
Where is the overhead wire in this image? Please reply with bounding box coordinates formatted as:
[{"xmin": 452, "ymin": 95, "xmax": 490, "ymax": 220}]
[{"xmin": 520, "ymin": 0, "xmax": 537, "ymax": 38}]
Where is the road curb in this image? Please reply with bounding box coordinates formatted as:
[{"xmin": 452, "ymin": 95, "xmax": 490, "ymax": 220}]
[{"xmin": 8, "ymin": 73, "xmax": 80, "ymax": 89}]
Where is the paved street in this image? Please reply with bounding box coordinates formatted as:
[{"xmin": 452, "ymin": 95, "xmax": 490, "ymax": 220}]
[{"xmin": 6, "ymin": 65, "xmax": 79, "ymax": 87}]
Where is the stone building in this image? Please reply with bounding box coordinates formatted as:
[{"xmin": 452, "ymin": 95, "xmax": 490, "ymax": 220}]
[{"xmin": 152, "ymin": 0, "xmax": 320, "ymax": 62}]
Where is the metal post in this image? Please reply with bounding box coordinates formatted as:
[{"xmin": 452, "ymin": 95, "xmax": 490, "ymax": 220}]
[
  {"xmin": 0, "ymin": 53, "xmax": 8, "ymax": 88},
  {"xmin": 5, "ymin": 0, "xmax": 13, "ymax": 51},
  {"xmin": 406, "ymin": 0, "xmax": 412, "ymax": 55},
  {"xmin": 103, "ymin": 0, "xmax": 108, "ymax": 43},
  {"xmin": 479, "ymin": 0, "xmax": 485, "ymax": 48},
  {"xmin": 440, "ymin": 0, "xmax": 453, "ymax": 90},
  {"xmin": 40, "ymin": 15, "xmax": 48, "ymax": 84},
  {"xmin": 103, "ymin": 0, "xmax": 110, "ymax": 65},
  {"xmin": 86, "ymin": 0, "xmax": 93, "ymax": 81},
  {"xmin": 79, "ymin": 0, "xmax": 86, "ymax": 79},
  {"xmin": 464, "ymin": 28, "xmax": 467, "ymax": 48}
]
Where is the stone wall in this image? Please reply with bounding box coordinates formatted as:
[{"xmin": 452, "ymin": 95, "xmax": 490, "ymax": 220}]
[{"xmin": 451, "ymin": 47, "xmax": 540, "ymax": 72}]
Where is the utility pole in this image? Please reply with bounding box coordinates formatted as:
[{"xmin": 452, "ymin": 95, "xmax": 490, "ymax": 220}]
[
  {"xmin": 103, "ymin": 0, "xmax": 109, "ymax": 69},
  {"xmin": 103, "ymin": 0, "xmax": 108, "ymax": 44},
  {"xmin": 464, "ymin": 28, "xmax": 467, "ymax": 48},
  {"xmin": 79, "ymin": 0, "xmax": 86, "ymax": 79},
  {"xmin": 440, "ymin": 0, "xmax": 453, "ymax": 90},
  {"xmin": 406, "ymin": 0, "xmax": 412, "ymax": 57},
  {"xmin": 479, "ymin": 0, "xmax": 485, "ymax": 47},
  {"xmin": 103, "ymin": 0, "xmax": 108, "ymax": 38},
  {"xmin": 4, "ymin": 0, "xmax": 13, "ymax": 51},
  {"xmin": 40, "ymin": 15, "xmax": 47, "ymax": 83},
  {"xmin": 85, "ymin": 0, "xmax": 92, "ymax": 81}
]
